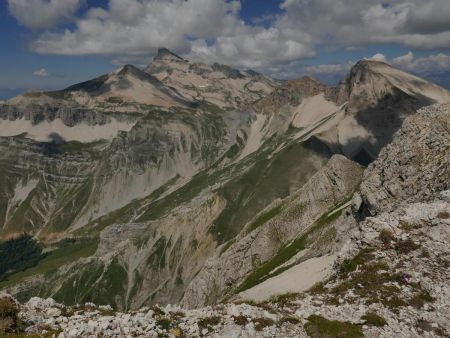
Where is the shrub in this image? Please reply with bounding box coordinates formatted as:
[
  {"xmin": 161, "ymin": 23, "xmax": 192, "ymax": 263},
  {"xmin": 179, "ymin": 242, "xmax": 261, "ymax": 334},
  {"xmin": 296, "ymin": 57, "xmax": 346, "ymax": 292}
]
[
  {"xmin": 380, "ymin": 296, "xmax": 407, "ymax": 312},
  {"xmin": 339, "ymin": 248, "xmax": 374, "ymax": 276},
  {"xmin": 437, "ymin": 211, "xmax": 450, "ymax": 219},
  {"xmin": 416, "ymin": 319, "xmax": 445, "ymax": 336},
  {"xmin": 197, "ymin": 316, "xmax": 221, "ymax": 329},
  {"xmin": 410, "ymin": 291, "xmax": 435, "ymax": 309},
  {"xmin": 378, "ymin": 229, "xmax": 395, "ymax": 246},
  {"xmin": 169, "ymin": 327, "xmax": 183, "ymax": 337},
  {"xmin": 252, "ymin": 317, "xmax": 275, "ymax": 331},
  {"xmin": 232, "ymin": 315, "xmax": 248, "ymax": 326},
  {"xmin": 398, "ymin": 221, "xmax": 418, "ymax": 231},
  {"xmin": 0, "ymin": 296, "xmax": 19, "ymax": 333},
  {"xmin": 305, "ymin": 315, "xmax": 363, "ymax": 338},
  {"xmin": 278, "ymin": 316, "xmax": 300, "ymax": 325},
  {"xmin": 156, "ymin": 318, "xmax": 172, "ymax": 330},
  {"xmin": 270, "ymin": 292, "xmax": 300, "ymax": 306},
  {"xmin": 361, "ymin": 312, "xmax": 386, "ymax": 327},
  {"xmin": 419, "ymin": 249, "xmax": 430, "ymax": 258},
  {"xmin": 309, "ymin": 281, "xmax": 327, "ymax": 294},
  {"xmin": 395, "ymin": 238, "xmax": 420, "ymax": 254}
]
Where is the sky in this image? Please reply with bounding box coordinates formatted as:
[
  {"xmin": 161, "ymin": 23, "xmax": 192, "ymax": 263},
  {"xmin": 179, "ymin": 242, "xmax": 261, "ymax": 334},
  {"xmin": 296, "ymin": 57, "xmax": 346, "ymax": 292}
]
[{"xmin": 2, "ymin": 0, "xmax": 450, "ymax": 99}]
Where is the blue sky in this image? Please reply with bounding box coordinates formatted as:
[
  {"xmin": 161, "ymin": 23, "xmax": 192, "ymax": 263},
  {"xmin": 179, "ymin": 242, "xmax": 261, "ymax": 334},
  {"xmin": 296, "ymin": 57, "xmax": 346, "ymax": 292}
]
[{"xmin": 2, "ymin": 0, "xmax": 450, "ymax": 99}]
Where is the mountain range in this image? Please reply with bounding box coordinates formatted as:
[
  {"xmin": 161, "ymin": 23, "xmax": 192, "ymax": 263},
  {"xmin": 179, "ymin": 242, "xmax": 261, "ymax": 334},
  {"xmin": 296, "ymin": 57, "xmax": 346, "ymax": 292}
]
[{"xmin": 0, "ymin": 48, "xmax": 449, "ymax": 316}]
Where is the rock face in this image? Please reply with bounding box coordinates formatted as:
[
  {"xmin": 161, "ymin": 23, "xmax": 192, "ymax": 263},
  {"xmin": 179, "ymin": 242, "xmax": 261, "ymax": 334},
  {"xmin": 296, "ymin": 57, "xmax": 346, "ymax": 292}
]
[
  {"xmin": 355, "ymin": 103, "xmax": 450, "ymax": 217},
  {"xmin": 1, "ymin": 52, "xmax": 449, "ymax": 313}
]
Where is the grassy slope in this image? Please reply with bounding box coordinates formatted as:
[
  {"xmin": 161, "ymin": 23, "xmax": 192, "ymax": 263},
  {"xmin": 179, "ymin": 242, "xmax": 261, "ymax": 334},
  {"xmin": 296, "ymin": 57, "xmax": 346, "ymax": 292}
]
[{"xmin": 235, "ymin": 200, "xmax": 350, "ymax": 293}]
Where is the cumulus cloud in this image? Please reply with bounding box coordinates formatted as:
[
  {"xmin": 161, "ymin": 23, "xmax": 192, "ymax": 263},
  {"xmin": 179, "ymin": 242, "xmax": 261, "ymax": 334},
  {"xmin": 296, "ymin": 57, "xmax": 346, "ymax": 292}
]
[
  {"xmin": 33, "ymin": 68, "xmax": 49, "ymax": 77},
  {"xmin": 8, "ymin": 0, "xmax": 83, "ymax": 29},
  {"xmin": 12, "ymin": 0, "xmax": 450, "ymax": 73},
  {"xmin": 279, "ymin": 0, "xmax": 450, "ymax": 49},
  {"xmin": 366, "ymin": 53, "xmax": 388, "ymax": 62},
  {"xmin": 305, "ymin": 63, "xmax": 352, "ymax": 75},
  {"xmin": 188, "ymin": 29, "xmax": 314, "ymax": 68},
  {"xmin": 30, "ymin": 0, "xmax": 314, "ymax": 69},
  {"xmin": 306, "ymin": 51, "xmax": 450, "ymax": 84},
  {"xmin": 392, "ymin": 52, "xmax": 450, "ymax": 74},
  {"xmin": 32, "ymin": 0, "xmax": 244, "ymax": 55}
]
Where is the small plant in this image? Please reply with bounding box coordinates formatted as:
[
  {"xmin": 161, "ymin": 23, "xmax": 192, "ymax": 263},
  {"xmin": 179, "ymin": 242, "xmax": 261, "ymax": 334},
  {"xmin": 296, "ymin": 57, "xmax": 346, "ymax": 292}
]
[
  {"xmin": 361, "ymin": 312, "xmax": 386, "ymax": 327},
  {"xmin": 169, "ymin": 327, "xmax": 183, "ymax": 337},
  {"xmin": 416, "ymin": 319, "xmax": 433, "ymax": 332},
  {"xmin": 252, "ymin": 317, "xmax": 275, "ymax": 331},
  {"xmin": 278, "ymin": 316, "xmax": 300, "ymax": 325},
  {"xmin": 197, "ymin": 316, "xmax": 221, "ymax": 330},
  {"xmin": 232, "ymin": 315, "xmax": 248, "ymax": 326},
  {"xmin": 395, "ymin": 238, "xmax": 420, "ymax": 254},
  {"xmin": 304, "ymin": 315, "xmax": 363, "ymax": 338},
  {"xmin": 339, "ymin": 248, "xmax": 374, "ymax": 276},
  {"xmin": 170, "ymin": 311, "xmax": 185, "ymax": 319},
  {"xmin": 409, "ymin": 291, "xmax": 435, "ymax": 309},
  {"xmin": 255, "ymin": 301, "xmax": 275, "ymax": 313},
  {"xmin": 419, "ymin": 249, "xmax": 430, "ymax": 258},
  {"xmin": 379, "ymin": 229, "xmax": 395, "ymax": 246},
  {"xmin": 416, "ymin": 319, "xmax": 446, "ymax": 336},
  {"xmin": 0, "ymin": 297, "xmax": 19, "ymax": 334},
  {"xmin": 437, "ymin": 211, "xmax": 450, "ymax": 219},
  {"xmin": 156, "ymin": 317, "xmax": 172, "ymax": 330},
  {"xmin": 380, "ymin": 296, "xmax": 407, "ymax": 312},
  {"xmin": 398, "ymin": 220, "xmax": 418, "ymax": 231},
  {"xmin": 270, "ymin": 292, "xmax": 300, "ymax": 306},
  {"xmin": 309, "ymin": 281, "xmax": 326, "ymax": 294},
  {"xmin": 152, "ymin": 306, "xmax": 166, "ymax": 317}
]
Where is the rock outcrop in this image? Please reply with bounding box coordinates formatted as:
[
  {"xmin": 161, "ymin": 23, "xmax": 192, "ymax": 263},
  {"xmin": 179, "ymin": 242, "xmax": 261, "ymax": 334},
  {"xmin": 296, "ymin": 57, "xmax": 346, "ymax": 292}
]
[{"xmin": 354, "ymin": 103, "xmax": 450, "ymax": 217}]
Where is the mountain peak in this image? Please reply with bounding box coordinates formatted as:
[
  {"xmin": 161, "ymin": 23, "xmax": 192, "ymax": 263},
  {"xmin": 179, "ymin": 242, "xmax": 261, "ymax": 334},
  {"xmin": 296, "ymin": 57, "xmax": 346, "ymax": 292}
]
[{"xmin": 154, "ymin": 48, "xmax": 184, "ymax": 61}]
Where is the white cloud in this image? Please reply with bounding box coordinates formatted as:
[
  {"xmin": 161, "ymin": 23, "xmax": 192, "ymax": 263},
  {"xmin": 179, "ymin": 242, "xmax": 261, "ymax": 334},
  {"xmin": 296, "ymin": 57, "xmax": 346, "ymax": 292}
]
[
  {"xmin": 279, "ymin": 0, "xmax": 450, "ymax": 50},
  {"xmin": 366, "ymin": 53, "xmax": 388, "ymax": 63},
  {"xmin": 32, "ymin": 0, "xmax": 244, "ymax": 55},
  {"xmin": 188, "ymin": 28, "xmax": 314, "ymax": 68},
  {"xmin": 392, "ymin": 51, "xmax": 414, "ymax": 67},
  {"xmin": 12, "ymin": 0, "xmax": 450, "ymax": 73},
  {"xmin": 392, "ymin": 52, "xmax": 450, "ymax": 74},
  {"xmin": 30, "ymin": 0, "xmax": 314, "ymax": 68},
  {"xmin": 306, "ymin": 51, "xmax": 450, "ymax": 84},
  {"xmin": 33, "ymin": 68, "xmax": 49, "ymax": 77},
  {"xmin": 305, "ymin": 63, "xmax": 352, "ymax": 75},
  {"xmin": 8, "ymin": 0, "xmax": 83, "ymax": 29}
]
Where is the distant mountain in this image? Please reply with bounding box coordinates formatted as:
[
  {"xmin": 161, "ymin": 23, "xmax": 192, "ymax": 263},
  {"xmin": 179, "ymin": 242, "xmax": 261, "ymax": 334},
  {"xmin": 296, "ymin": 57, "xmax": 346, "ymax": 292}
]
[
  {"xmin": 251, "ymin": 60, "xmax": 450, "ymax": 164},
  {"xmin": 145, "ymin": 48, "xmax": 279, "ymax": 109},
  {"xmin": 0, "ymin": 51, "xmax": 449, "ymax": 311}
]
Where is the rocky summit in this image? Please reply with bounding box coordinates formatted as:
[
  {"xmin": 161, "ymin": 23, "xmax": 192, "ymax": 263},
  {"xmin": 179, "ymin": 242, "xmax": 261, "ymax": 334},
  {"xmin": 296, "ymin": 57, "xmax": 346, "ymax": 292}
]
[{"xmin": 0, "ymin": 49, "xmax": 449, "ymax": 338}]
